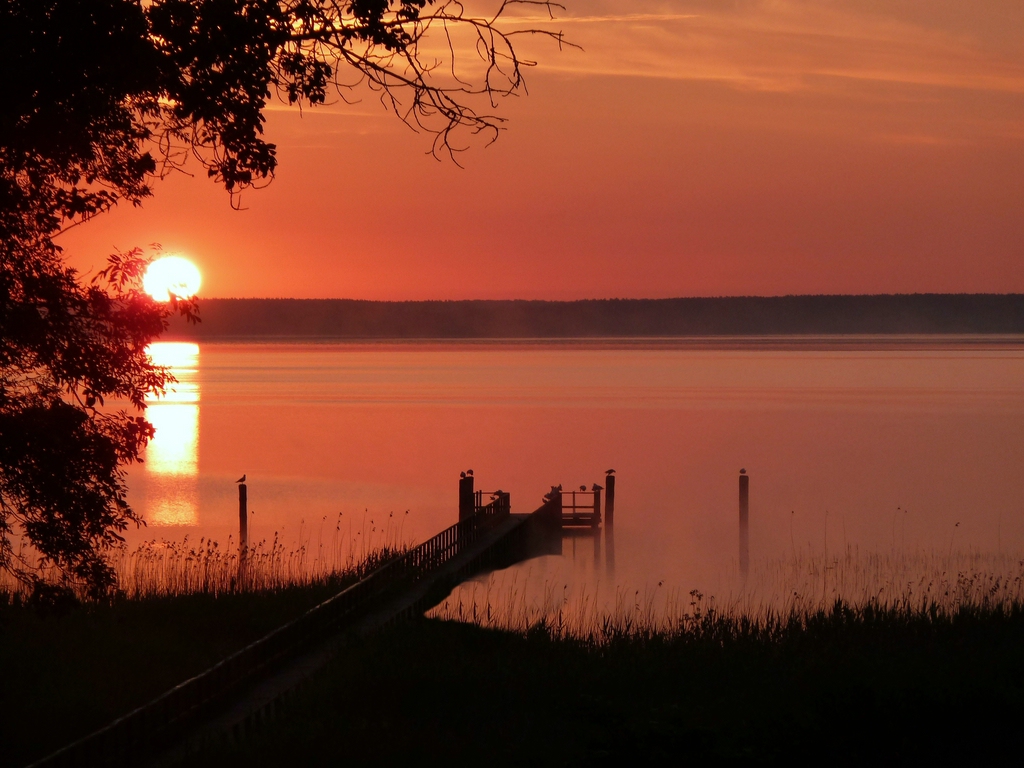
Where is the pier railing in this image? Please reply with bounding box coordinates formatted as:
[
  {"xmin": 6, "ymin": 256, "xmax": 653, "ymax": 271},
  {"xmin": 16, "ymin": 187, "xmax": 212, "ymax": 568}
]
[
  {"xmin": 474, "ymin": 489, "xmax": 509, "ymax": 516},
  {"xmin": 33, "ymin": 493, "xmax": 513, "ymax": 768},
  {"xmin": 561, "ymin": 488, "xmax": 602, "ymax": 527}
]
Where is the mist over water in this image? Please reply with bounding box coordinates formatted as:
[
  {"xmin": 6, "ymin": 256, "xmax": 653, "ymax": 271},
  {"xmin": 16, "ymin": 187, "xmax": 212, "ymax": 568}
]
[{"xmin": 132, "ymin": 338, "xmax": 1024, "ymax": 613}]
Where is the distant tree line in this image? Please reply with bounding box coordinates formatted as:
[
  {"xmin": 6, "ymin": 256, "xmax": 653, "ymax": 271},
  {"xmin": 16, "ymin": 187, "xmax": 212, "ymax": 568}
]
[{"xmin": 165, "ymin": 295, "xmax": 1024, "ymax": 339}]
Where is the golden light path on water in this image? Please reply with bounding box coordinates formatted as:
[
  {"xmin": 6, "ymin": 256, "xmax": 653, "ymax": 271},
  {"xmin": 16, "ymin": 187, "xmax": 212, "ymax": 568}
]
[{"xmin": 143, "ymin": 342, "xmax": 200, "ymax": 526}]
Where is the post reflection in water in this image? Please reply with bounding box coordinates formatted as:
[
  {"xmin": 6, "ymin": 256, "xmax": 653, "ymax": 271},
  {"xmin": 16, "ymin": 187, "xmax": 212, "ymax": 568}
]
[
  {"xmin": 144, "ymin": 343, "xmax": 200, "ymax": 526},
  {"xmin": 605, "ymin": 524, "xmax": 615, "ymax": 579}
]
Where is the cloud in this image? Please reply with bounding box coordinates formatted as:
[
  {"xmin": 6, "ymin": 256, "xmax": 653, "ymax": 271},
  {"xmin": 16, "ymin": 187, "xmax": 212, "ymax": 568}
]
[{"xmin": 503, "ymin": 1, "xmax": 1024, "ymax": 96}]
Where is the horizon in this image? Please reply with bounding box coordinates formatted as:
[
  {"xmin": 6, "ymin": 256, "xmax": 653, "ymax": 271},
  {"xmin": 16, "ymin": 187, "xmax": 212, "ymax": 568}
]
[
  {"xmin": 190, "ymin": 291, "xmax": 1024, "ymax": 302},
  {"xmin": 159, "ymin": 294, "xmax": 1024, "ymax": 338}
]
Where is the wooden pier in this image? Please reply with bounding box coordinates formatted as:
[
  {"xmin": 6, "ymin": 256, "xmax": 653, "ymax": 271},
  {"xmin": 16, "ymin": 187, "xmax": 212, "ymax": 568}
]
[{"xmin": 31, "ymin": 474, "xmax": 600, "ymax": 768}]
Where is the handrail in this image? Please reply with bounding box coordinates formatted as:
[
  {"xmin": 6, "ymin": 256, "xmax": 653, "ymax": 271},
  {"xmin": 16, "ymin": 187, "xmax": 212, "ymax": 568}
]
[
  {"xmin": 31, "ymin": 497, "xmax": 512, "ymax": 768},
  {"xmin": 473, "ymin": 489, "xmax": 510, "ymax": 516},
  {"xmin": 561, "ymin": 490, "xmax": 598, "ymax": 511},
  {"xmin": 559, "ymin": 489, "xmax": 600, "ymax": 528}
]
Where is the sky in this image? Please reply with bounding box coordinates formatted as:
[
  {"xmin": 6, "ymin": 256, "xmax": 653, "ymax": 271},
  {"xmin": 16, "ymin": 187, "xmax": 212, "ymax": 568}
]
[{"xmin": 62, "ymin": 0, "xmax": 1024, "ymax": 300}]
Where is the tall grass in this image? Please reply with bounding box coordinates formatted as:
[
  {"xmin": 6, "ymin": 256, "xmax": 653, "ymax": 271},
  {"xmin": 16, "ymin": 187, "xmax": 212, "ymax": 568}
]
[
  {"xmin": 111, "ymin": 535, "xmax": 402, "ymax": 599},
  {"xmin": 1, "ymin": 509, "xmax": 411, "ymax": 602},
  {"xmin": 430, "ymin": 547, "xmax": 1024, "ymax": 641}
]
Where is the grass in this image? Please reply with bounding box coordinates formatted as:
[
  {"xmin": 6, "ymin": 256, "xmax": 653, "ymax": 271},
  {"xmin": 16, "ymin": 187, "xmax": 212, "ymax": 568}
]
[
  {"xmin": 3, "ymin": 507, "xmax": 410, "ymax": 602},
  {"xmin": 430, "ymin": 548, "xmax": 1024, "ymax": 639},
  {"xmin": 0, "ymin": 539, "xmax": 399, "ymax": 768},
  {"xmin": 186, "ymin": 602, "xmax": 1024, "ymax": 766},
  {"xmin": 6, "ymin": 544, "xmax": 1024, "ymax": 766},
  {"xmin": 182, "ymin": 550, "xmax": 1024, "ymax": 765}
]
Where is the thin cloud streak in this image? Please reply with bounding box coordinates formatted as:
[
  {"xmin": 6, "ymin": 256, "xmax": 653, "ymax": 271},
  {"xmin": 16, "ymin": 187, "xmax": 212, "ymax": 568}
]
[
  {"xmin": 508, "ymin": 1, "xmax": 1024, "ymax": 96},
  {"xmin": 262, "ymin": 103, "xmax": 390, "ymax": 117},
  {"xmin": 505, "ymin": 13, "xmax": 702, "ymax": 24}
]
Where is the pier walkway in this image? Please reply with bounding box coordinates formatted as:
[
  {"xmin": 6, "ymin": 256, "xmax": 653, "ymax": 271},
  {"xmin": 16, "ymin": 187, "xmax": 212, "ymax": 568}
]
[{"xmin": 32, "ymin": 488, "xmax": 569, "ymax": 768}]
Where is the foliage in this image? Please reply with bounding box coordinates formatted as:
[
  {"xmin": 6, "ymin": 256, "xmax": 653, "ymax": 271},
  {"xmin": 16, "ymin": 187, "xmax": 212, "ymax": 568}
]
[
  {"xmin": 0, "ymin": 243, "xmax": 194, "ymax": 596},
  {"xmin": 2, "ymin": 0, "xmax": 567, "ymax": 225},
  {"xmin": 0, "ymin": 0, "xmax": 564, "ymax": 593}
]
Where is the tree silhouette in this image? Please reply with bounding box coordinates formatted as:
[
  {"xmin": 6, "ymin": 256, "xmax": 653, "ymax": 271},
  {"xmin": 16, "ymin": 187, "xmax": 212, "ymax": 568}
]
[{"xmin": 0, "ymin": 0, "xmax": 567, "ymax": 595}]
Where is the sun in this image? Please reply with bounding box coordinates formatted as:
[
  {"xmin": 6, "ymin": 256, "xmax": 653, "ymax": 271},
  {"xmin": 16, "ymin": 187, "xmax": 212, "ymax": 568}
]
[{"xmin": 144, "ymin": 256, "xmax": 202, "ymax": 301}]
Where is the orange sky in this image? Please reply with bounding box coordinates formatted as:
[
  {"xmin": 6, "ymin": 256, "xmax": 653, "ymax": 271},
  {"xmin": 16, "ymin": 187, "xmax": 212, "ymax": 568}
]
[{"xmin": 62, "ymin": 1, "xmax": 1024, "ymax": 300}]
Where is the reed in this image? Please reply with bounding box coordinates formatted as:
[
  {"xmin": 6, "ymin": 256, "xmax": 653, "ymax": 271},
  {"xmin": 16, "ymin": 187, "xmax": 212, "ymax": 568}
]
[
  {"xmin": 111, "ymin": 535, "xmax": 403, "ymax": 600},
  {"xmin": 1, "ymin": 508, "xmax": 411, "ymax": 603},
  {"xmin": 190, "ymin": 592, "xmax": 1024, "ymax": 766},
  {"xmin": 430, "ymin": 547, "xmax": 1024, "ymax": 642}
]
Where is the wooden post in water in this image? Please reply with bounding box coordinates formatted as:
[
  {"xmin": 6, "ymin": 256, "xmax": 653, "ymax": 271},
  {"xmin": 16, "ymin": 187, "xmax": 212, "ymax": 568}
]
[
  {"xmin": 592, "ymin": 486, "xmax": 602, "ymax": 529},
  {"xmin": 739, "ymin": 469, "xmax": 749, "ymax": 577},
  {"xmin": 605, "ymin": 472, "xmax": 616, "ymax": 527},
  {"xmin": 604, "ymin": 471, "xmax": 616, "ymax": 575},
  {"xmin": 238, "ymin": 482, "xmax": 248, "ymax": 558},
  {"xmin": 459, "ymin": 473, "xmax": 475, "ymax": 522}
]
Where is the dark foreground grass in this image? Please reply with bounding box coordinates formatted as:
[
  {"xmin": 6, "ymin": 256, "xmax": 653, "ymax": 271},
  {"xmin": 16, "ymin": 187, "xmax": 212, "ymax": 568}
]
[
  {"xmin": 190, "ymin": 604, "xmax": 1024, "ymax": 766},
  {"xmin": 0, "ymin": 577, "xmax": 364, "ymax": 768}
]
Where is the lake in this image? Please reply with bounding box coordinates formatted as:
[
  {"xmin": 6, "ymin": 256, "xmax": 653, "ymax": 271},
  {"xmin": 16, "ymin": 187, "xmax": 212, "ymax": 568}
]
[{"xmin": 132, "ymin": 338, "xmax": 1024, "ymax": 617}]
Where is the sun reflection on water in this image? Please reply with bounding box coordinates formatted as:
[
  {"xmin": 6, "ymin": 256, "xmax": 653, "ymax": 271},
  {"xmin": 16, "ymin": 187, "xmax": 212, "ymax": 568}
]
[
  {"xmin": 144, "ymin": 343, "xmax": 199, "ymax": 526},
  {"xmin": 146, "ymin": 405, "xmax": 197, "ymax": 475}
]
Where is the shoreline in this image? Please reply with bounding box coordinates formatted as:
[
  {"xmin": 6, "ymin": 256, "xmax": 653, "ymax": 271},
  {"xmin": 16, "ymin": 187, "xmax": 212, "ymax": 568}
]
[{"xmin": 164, "ymin": 295, "xmax": 1024, "ymax": 340}]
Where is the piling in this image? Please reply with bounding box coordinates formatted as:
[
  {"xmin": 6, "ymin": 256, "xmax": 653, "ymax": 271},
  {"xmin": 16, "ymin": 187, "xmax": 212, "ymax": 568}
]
[
  {"xmin": 605, "ymin": 472, "xmax": 616, "ymax": 527},
  {"xmin": 592, "ymin": 486, "xmax": 602, "ymax": 529},
  {"xmin": 238, "ymin": 482, "xmax": 248, "ymax": 554},
  {"xmin": 458, "ymin": 474, "xmax": 475, "ymax": 522},
  {"xmin": 739, "ymin": 469, "xmax": 749, "ymax": 577}
]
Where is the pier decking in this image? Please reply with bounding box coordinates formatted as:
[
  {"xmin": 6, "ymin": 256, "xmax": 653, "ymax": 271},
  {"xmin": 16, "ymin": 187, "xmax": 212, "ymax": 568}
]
[{"xmin": 30, "ymin": 476, "xmax": 602, "ymax": 768}]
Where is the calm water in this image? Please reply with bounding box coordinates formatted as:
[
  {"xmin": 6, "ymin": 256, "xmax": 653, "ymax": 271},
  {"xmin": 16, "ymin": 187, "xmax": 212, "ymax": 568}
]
[{"xmin": 132, "ymin": 338, "xmax": 1024, "ymax": 612}]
